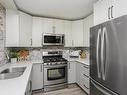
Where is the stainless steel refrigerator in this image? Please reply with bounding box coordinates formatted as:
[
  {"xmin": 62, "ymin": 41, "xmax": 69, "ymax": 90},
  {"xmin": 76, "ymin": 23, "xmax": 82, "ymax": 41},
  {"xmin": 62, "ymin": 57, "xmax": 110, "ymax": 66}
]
[{"xmin": 90, "ymin": 15, "xmax": 127, "ymax": 95}]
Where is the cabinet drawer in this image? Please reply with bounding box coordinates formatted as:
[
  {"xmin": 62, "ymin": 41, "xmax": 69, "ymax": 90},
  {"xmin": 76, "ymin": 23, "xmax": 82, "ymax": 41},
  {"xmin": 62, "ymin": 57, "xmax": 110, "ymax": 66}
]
[
  {"xmin": 81, "ymin": 65, "xmax": 89, "ymax": 77},
  {"xmin": 81, "ymin": 73, "xmax": 89, "ymax": 88},
  {"xmin": 80, "ymin": 83, "xmax": 90, "ymax": 94},
  {"xmin": 80, "ymin": 74, "xmax": 90, "ymax": 94}
]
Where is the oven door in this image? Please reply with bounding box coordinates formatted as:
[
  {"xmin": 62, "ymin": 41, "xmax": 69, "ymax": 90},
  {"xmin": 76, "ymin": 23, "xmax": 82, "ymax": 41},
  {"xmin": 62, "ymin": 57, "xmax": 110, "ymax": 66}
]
[{"xmin": 44, "ymin": 64, "xmax": 67, "ymax": 86}]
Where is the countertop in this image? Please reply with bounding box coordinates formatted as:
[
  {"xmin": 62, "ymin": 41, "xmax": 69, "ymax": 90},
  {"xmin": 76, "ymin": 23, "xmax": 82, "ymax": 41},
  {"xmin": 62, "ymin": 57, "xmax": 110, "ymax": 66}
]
[
  {"xmin": 67, "ymin": 58, "xmax": 89, "ymax": 66},
  {"xmin": 0, "ymin": 62, "xmax": 33, "ymax": 95}
]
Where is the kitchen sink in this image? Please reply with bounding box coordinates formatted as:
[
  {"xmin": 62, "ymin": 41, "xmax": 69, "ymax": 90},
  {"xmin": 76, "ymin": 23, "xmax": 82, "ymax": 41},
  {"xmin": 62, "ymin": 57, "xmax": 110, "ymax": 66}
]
[
  {"xmin": 0, "ymin": 67, "xmax": 26, "ymax": 80},
  {"xmin": 0, "ymin": 67, "xmax": 26, "ymax": 74}
]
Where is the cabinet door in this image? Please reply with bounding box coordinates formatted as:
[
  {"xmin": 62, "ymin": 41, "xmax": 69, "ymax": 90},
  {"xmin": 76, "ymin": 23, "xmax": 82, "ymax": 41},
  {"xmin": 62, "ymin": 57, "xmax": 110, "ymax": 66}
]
[
  {"xmin": 32, "ymin": 17, "xmax": 43, "ymax": 47},
  {"xmin": 32, "ymin": 64, "xmax": 43, "ymax": 90},
  {"xmin": 76, "ymin": 62, "xmax": 81, "ymax": 85},
  {"xmin": 54, "ymin": 19, "xmax": 65, "ymax": 34},
  {"xmin": 112, "ymin": 0, "xmax": 127, "ymax": 19},
  {"xmin": 94, "ymin": 0, "xmax": 111, "ymax": 25},
  {"xmin": 43, "ymin": 18, "xmax": 54, "ymax": 33},
  {"xmin": 72, "ymin": 20, "xmax": 84, "ymax": 47},
  {"xmin": 68, "ymin": 61, "xmax": 76, "ymax": 84},
  {"xmin": 19, "ymin": 11, "xmax": 32, "ymax": 47},
  {"xmin": 84, "ymin": 14, "xmax": 93, "ymax": 47},
  {"xmin": 6, "ymin": 9, "xmax": 19, "ymax": 47},
  {"xmin": 64, "ymin": 21, "xmax": 72, "ymax": 47}
]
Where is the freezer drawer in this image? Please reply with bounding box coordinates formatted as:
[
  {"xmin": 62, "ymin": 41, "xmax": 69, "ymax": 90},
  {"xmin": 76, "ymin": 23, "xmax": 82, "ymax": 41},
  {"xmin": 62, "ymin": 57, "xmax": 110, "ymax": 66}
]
[{"xmin": 90, "ymin": 79, "xmax": 118, "ymax": 95}]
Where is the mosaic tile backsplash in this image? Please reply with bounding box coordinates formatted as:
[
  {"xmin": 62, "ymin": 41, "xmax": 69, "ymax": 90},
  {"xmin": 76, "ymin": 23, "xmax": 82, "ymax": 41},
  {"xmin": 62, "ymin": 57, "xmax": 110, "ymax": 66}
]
[{"xmin": 0, "ymin": 3, "xmax": 6, "ymax": 66}]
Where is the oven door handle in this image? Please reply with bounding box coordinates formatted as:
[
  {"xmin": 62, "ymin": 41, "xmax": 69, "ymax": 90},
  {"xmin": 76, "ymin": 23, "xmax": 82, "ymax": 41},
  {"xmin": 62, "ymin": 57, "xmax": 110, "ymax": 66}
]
[{"xmin": 44, "ymin": 64, "xmax": 67, "ymax": 68}]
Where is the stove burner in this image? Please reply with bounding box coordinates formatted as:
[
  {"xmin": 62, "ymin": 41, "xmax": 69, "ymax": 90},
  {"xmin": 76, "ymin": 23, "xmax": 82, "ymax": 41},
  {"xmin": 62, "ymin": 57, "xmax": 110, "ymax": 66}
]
[{"xmin": 43, "ymin": 57, "xmax": 67, "ymax": 63}]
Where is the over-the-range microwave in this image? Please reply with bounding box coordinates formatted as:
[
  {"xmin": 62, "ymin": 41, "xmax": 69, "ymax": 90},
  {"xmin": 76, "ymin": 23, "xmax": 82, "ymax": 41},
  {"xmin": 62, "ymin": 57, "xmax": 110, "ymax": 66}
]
[{"xmin": 42, "ymin": 33, "xmax": 65, "ymax": 46}]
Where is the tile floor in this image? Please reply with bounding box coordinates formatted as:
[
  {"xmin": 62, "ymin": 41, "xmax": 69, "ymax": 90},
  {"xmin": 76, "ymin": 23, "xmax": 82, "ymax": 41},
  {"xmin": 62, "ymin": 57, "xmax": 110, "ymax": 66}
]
[{"xmin": 33, "ymin": 84, "xmax": 87, "ymax": 95}]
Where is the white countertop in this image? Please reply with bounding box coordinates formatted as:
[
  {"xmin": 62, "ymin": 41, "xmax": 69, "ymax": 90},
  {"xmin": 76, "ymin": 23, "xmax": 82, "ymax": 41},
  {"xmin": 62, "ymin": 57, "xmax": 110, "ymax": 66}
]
[
  {"xmin": 0, "ymin": 62, "xmax": 33, "ymax": 95},
  {"xmin": 67, "ymin": 58, "xmax": 89, "ymax": 66}
]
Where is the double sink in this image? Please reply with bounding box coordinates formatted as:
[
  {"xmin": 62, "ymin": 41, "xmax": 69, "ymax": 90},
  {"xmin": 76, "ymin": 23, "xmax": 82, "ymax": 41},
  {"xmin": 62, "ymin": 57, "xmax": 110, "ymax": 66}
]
[{"xmin": 0, "ymin": 67, "xmax": 26, "ymax": 80}]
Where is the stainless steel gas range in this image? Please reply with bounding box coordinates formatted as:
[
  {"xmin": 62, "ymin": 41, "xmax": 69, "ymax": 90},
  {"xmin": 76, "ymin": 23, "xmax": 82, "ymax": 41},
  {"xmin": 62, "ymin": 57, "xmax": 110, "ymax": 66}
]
[{"xmin": 43, "ymin": 51, "xmax": 68, "ymax": 92}]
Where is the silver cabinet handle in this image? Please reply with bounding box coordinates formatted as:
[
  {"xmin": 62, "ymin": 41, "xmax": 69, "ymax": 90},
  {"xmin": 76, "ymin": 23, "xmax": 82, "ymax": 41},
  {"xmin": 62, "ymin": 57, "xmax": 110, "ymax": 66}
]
[
  {"xmin": 83, "ymin": 74, "xmax": 89, "ymax": 78},
  {"xmin": 108, "ymin": 7, "xmax": 111, "ymax": 19},
  {"xmin": 84, "ymin": 84, "xmax": 89, "ymax": 89},
  {"xmin": 83, "ymin": 65, "xmax": 89, "ymax": 69},
  {"xmin": 53, "ymin": 26, "xmax": 55, "ymax": 33},
  {"xmin": 30, "ymin": 39, "xmax": 32, "ymax": 46},
  {"xmin": 41, "ymin": 64, "xmax": 43, "ymax": 72},
  {"xmin": 68, "ymin": 62, "xmax": 70, "ymax": 69},
  {"xmin": 111, "ymin": 6, "xmax": 113, "ymax": 18},
  {"xmin": 96, "ymin": 29, "xmax": 101, "ymax": 79},
  {"xmin": 72, "ymin": 40, "xmax": 74, "ymax": 46},
  {"xmin": 101, "ymin": 27, "xmax": 109, "ymax": 81},
  {"xmin": 29, "ymin": 80, "xmax": 32, "ymax": 93}
]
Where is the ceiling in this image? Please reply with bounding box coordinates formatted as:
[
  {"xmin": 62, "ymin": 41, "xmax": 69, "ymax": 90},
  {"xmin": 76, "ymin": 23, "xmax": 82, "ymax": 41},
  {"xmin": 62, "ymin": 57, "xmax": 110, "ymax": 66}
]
[{"xmin": 14, "ymin": 0, "xmax": 98, "ymax": 20}]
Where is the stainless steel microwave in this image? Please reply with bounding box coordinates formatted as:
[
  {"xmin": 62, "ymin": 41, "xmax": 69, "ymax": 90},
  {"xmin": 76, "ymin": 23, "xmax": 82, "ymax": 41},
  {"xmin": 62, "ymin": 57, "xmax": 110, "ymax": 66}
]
[{"xmin": 42, "ymin": 33, "xmax": 65, "ymax": 46}]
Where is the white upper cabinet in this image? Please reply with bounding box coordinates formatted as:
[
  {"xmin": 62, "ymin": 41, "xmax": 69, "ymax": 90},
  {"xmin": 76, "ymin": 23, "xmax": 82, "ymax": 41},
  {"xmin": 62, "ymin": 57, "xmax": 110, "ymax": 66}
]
[
  {"xmin": 19, "ymin": 11, "xmax": 32, "ymax": 47},
  {"xmin": 72, "ymin": 20, "xmax": 84, "ymax": 47},
  {"xmin": 64, "ymin": 21, "xmax": 72, "ymax": 47},
  {"xmin": 43, "ymin": 18, "xmax": 54, "ymax": 34},
  {"xmin": 54, "ymin": 19, "xmax": 65, "ymax": 34},
  {"xmin": 112, "ymin": 0, "xmax": 127, "ymax": 19},
  {"xmin": 6, "ymin": 10, "xmax": 32, "ymax": 47},
  {"xmin": 94, "ymin": 0, "xmax": 127, "ymax": 25},
  {"xmin": 83, "ymin": 14, "xmax": 93, "ymax": 47},
  {"xmin": 6, "ymin": 9, "xmax": 19, "ymax": 47},
  {"xmin": 32, "ymin": 17, "xmax": 43, "ymax": 47},
  {"xmin": 94, "ymin": 0, "xmax": 111, "ymax": 25}
]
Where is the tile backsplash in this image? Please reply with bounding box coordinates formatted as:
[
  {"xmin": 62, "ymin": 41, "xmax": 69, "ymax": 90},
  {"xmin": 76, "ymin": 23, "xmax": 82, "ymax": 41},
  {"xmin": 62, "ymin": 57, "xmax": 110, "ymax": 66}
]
[
  {"xmin": 7, "ymin": 47, "xmax": 89, "ymax": 62},
  {"xmin": 0, "ymin": 3, "xmax": 6, "ymax": 66}
]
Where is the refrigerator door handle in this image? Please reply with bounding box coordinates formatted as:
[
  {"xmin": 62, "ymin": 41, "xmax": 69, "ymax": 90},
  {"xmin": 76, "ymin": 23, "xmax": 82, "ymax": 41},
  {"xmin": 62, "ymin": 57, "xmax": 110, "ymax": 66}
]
[
  {"xmin": 91, "ymin": 80, "xmax": 112, "ymax": 95},
  {"xmin": 101, "ymin": 27, "xmax": 109, "ymax": 81},
  {"xmin": 96, "ymin": 28, "xmax": 101, "ymax": 79}
]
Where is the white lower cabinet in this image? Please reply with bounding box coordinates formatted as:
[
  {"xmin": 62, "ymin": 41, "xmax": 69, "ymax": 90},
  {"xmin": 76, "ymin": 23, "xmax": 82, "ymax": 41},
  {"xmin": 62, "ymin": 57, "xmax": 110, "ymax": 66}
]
[
  {"xmin": 68, "ymin": 61, "xmax": 76, "ymax": 84},
  {"xmin": 76, "ymin": 62, "xmax": 90, "ymax": 94},
  {"xmin": 32, "ymin": 63, "xmax": 43, "ymax": 90},
  {"xmin": 25, "ymin": 73, "xmax": 32, "ymax": 95}
]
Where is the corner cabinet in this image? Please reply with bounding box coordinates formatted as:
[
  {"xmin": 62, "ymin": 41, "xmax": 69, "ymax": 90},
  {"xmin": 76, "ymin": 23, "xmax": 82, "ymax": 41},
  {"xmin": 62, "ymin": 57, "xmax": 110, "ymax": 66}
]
[
  {"xmin": 83, "ymin": 14, "xmax": 93, "ymax": 47},
  {"xmin": 94, "ymin": 0, "xmax": 127, "ymax": 25},
  {"xmin": 64, "ymin": 21, "xmax": 72, "ymax": 47},
  {"xmin": 6, "ymin": 10, "xmax": 32, "ymax": 47},
  {"xmin": 71, "ymin": 20, "xmax": 84, "ymax": 47}
]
